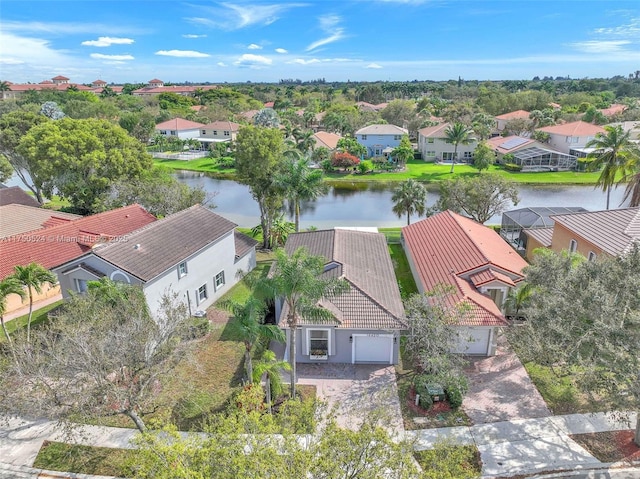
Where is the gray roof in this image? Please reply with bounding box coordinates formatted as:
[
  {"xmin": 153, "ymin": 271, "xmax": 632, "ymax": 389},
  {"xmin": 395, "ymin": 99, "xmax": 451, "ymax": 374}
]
[
  {"xmin": 92, "ymin": 205, "xmax": 241, "ymax": 281},
  {"xmin": 281, "ymin": 229, "xmax": 406, "ymax": 330},
  {"xmin": 0, "ymin": 186, "xmax": 40, "ymax": 207},
  {"xmin": 0, "ymin": 204, "xmax": 80, "ymax": 239},
  {"xmin": 355, "ymin": 124, "xmax": 408, "ymax": 136},
  {"xmin": 551, "ymin": 207, "xmax": 640, "ymax": 256},
  {"xmin": 522, "ymin": 227, "xmax": 554, "ymax": 247}
]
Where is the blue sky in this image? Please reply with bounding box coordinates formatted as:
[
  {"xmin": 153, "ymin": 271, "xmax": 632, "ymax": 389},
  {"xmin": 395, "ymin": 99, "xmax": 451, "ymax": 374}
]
[{"xmin": 1, "ymin": 1, "xmax": 639, "ymax": 84}]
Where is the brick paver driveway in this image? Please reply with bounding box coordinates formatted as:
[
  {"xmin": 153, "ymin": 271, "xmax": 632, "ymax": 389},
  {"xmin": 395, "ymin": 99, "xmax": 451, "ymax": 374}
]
[
  {"xmin": 296, "ymin": 363, "xmax": 404, "ymax": 434},
  {"xmin": 462, "ymin": 332, "xmax": 551, "ymax": 424}
]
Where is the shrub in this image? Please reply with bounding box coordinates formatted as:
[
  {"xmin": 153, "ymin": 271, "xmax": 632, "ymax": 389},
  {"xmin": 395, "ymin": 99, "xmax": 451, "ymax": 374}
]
[
  {"xmin": 442, "ymin": 374, "xmax": 469, "ymax": 409},
  {"xmin": 331, "ymin": 151, "xmax": 360, "ymax": 169},
  {"xmin": 357, "ymin": 160, "xmax": 373, "ymax": 174},
  {"xmin": 216, "ymin": 156, "xmax": 236, "ymax": 168},
  {"xmin": 504, "ymin": 163, "xmax": 522, "ymax": 172},
  {"xmin": 185, "ymin": 316, "xmax": 211, "ymax": 339},
  {"xmin": 320, "ymin": 159, "xmax": 333, "ymax": 173},
  {"xmin": 418, "ymin": 391, "xmax": 433, "ymax": 410}
]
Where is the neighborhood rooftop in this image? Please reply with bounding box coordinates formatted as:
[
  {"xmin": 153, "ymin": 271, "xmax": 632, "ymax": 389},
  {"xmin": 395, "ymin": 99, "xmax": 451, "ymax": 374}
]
[
  {"xmin": 0, "ymin": 204, "xmax": 80, "ymax": 239},
  {"xmin": 355, "ymin": 124, "xmax": 408, "ymax": 135}
]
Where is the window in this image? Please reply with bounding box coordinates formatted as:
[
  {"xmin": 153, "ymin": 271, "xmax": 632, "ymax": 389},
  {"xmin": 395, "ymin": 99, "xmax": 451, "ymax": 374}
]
[
  {"xmin": 394, "ymin": 135, "xmax": 401, "ymax": 140},
  {"xmin": 178, "ymin": 262, "xmax": 187, "ymax": 278},
  {"xmin": 213, "ymin": 130, "xmax": 218, "ymax": 136},
  {"xmin": 588, "ymin": 251, "xmax": 597, "ymax": 261},
  {"xmin": 197, "ymin": 284, "xmax": 208, "ymax": 304},
  {"xmin": 425, "ymin": 150, "xmax": 436, "ymax": 157},
  {"xmin": 361, "ymin": 135, "xmax": 367, "ymax": 140},
  {"xmin": 170, "ymin": 131, "xmax": 176, "ymax": 136},
  {"xmin": 214, "ymin": 271, "xmax": 225, "ymax": 290},
  {"xmin": 569, "ymin": 239, "xmax": 578, "ymax": 253},
  {"xmin": 427, "ymin": 138, "xmax": 434, "ymax": 144},
  {"xmin": 224, "ymin": 130, "xmax": 230, "ymax": 136},
  {"xmin": 308, "ymin": 329, "xmax": 329, "ymax": 359},
  {"xmin": 75, "ymin": 278, "xmax": 88, "ymax": 293},
  {"xmin": 201, "ymin": 130, "xmax": 206, "ymax": 135},
  {"xmin": 463, "ymin": 151, "xmax": 473, "ymax": 159}
]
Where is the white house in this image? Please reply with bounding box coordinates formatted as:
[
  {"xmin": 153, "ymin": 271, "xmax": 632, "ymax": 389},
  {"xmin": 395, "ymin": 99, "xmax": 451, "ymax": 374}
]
[
  {"xmin": 53, "ymin": 205, "xmax": 258, "ymax": 315},
  {"xmin": 354, "ymin": 124, "xmax": 407, "ymax": 158},
  {"xmin": 536, "ymin": 121, "xmax": 606, "ymax": 154},
  {"xmin": 155, "ymin": 118, "xmax": 206, "ymax": 140},
  {"xmin": 417, "ymin": 123, "xmax": 478, "ymax": 163},
  {"xmin": 199, "ymin": 120, "xmax": 241, "ymax": 146}
]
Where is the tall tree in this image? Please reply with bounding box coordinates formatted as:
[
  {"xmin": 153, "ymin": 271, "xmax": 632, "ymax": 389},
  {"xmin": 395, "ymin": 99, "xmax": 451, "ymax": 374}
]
[
  {"xmin": 621, "ymin": 154, "xmax": 640, "ymax": 207},
  {"xmin": 444, "ymin": 122, "xmax": 474, "ymax": 173},
  {"xmin": 472, "ymin": 141, "xmax": 495, "ymax": 173},
  {"xmin": 257, "ymin": 247, "xmax": 348, "ymax": 398},
  {"xmin": 0, "ymin": 276, "xmax": 26, "ymax": 344},
  {"xmin": 11, "ymin": 263, "xmax": 57, "ymax": 343},
  {"xmin": 435, "ymin": 174, "xmax": 519, "ymax": 224},
  {"xmin": 391, "ymin": 135, "xmax": 414, "ymax": 167},
  {"xmin": 507, "ymin": 247, "xmax": 640, "ymax": 445},
  {"xmin": 0, "ymin": 154, "xmax": 13, "ymax": 183},
  {"xmin": 391, "ymin": 179, "xmax": 428, "ymax": 225},
  {"xmin": 17, "ymin": 118, "xmax": 153, "ymax": 214},
  {"xmin": 276, "ymin": 154, "xmax": 328, "ymax": 232},
  {"xmin": 235, "ymin": 126, "xmax": 286, "ymax": 249},
  {"xmin": 221, "ymin": 296, "xmax": 285, "ymax": 381},
  {"xmin": 586, "ymin": 125, "xmax": 637, "ymax": 209}
]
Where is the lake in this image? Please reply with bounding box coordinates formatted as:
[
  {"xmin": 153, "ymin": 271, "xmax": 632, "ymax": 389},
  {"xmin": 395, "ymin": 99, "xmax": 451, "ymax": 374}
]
[{"xmin": 175, "ymin": 172, "xmax": 628, "ymax": 229}]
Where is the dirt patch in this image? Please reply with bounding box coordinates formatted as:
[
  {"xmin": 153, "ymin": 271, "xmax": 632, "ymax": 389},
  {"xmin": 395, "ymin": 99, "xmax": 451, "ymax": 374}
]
[
  {"xmin": 570, "ymin": 430, "xmax": 640, "ymax": 464},
  {"xmin": 207, "ymin": 307, "xmax": 231, "ymax": 325}
]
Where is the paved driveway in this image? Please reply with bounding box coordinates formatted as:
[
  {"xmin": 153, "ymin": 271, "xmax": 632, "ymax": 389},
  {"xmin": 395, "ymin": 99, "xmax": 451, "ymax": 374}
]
[
  {"xmin": 296, "ymin": 363, "xmax": 404, "ymax": 434},
  {"xmin": 462, "ymin": 332, "xmax": 551, "ymax": 424}
]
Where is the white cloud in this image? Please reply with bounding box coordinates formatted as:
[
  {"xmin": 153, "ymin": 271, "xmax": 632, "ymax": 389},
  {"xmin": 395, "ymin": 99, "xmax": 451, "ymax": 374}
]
[
  {"xmin": 183, "ymin": 34, "xmax": 207, "ymax": 38},
  {"xmin": 90, "ymin": 53, "xmax": 135, "ymax": 61},
  {"xmin": 289, "ymin": 58, "xmax": 321, "ymax": 65},
  {"xmin": 569, "ymin": 40, "xmax": 631, "ymax": 53},
  {"xmin": 366, "ymin": 63, "xmax": 383, "ymax": 69},
  {"xmin": 155, "ymin": 50, "xmax": 211, "ymax": 58},
  {"xmin": 186, "ymin": 2, "xmax": 307, "ymax": 31},
  {"xmin": 306, "ymin": 14, "xmax": 346, "ymax": 51},
  {"xmin": 234, "ymin": 53, "xmax": 273, "ymax": 67},
  {"xmin": 81, "ymin": 36, "xmax": 134, "ymax": 47},
  {"xmin": 217, "ymin": 62, "xmax": 228, "ymax": 67},
  {"xmin": 594, "ymin": 17, "xmax": 640, "ymax": 38},
  {"xmin": 275, "ymin": 48, "xmax": 288, "ymax": 54},
  {"xmin": 248, "ymin": 43, "xmax": 262, "ymax": 50},
  {"xmin": 2, "ymin": 20, "xmax": 147, "ymax": 35},
  {"xmin": 0, "ymin": 57, "xmax": 25, "ymax": 65},
  {"xmin": 102, "ymin": 61, "xmax": 127, "ymax": 65}
]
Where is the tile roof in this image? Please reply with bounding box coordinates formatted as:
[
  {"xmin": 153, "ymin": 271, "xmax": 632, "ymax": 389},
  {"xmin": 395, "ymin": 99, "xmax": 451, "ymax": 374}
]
[
  {"xmin": 52, "ymin": 75, "xmax": 70, "ymax": 80},
  {"xmin": 280, "ymin": 229, "xmax": 405, "ymax": 330},
  {"xmin": 418, "ymin": 122, "xmax": 450, "ymax": 138},
  {"xmin": 155, "ymin": 118, "xmax": 206, "ymax": 131},
  {"xmin": 523, "ymin": 227, "xmax": 554, "ymax": 248},
  {"xmin": 201, "ymin": 120, "xmax": 240, "ymax": 131},
  {"xmin": 551, "ymin": 207, "xmax": 640, "ymax": 256},
  {"xmin": 485, "ymin": 135, "xmax": 537, "ymax": 154},
  {"xmin": 355, "ymin": 124, "xmax": 407, "ymax": 136},
  {"xmin": 0, "ymin": 187, "xmax": 41, "ymax": 207},
  {"xmin": 0, "ymin": 204, "xmax": 156, "ymax": 280},
  {"xmin": 313, "ymin": 131, "xmax": 342, "ymax": 150},
  {"xmin": 0, "ymin": 205, "xmax": 80, "ymax": 239},
  {"xmin": 598, "ymin": 104, "xmax": 626, "ymax": 117},
  {"xmin": 536, "ymin": 121, "xmax": 606, "ymax": 137},
  {"xmin": 402, "ymin": 211, "xmax": 528, "ymax": 326},
  {"xmin": 495, "ymin": 110, "xmax": 530, "ymax": 120},
  {"xmin": 235, "ymin": 230, "xmax": 259, "ymax": 259},
  {"xmin": 91, "ymin": 205, "xmax": 245, "ymax": 282}
]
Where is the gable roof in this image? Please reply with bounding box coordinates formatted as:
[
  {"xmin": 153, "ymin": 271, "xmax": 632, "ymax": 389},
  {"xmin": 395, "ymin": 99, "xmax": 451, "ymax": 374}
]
[
  {"xmin": 536, "ymin": 121, "xmax": 605, "ymax": 137},
  {"xmin": 0, "ymin": 205, "xmax": 156, "ymax": 280},
  {"xmin": 201, "ymin": 120, "xmax": 240, "ymax": 131},
  {"xmin": 495, "ymin": 110, "xmax": 530, "ymax": 120},
  {"xmin": 0, "ymin": 187, "xmax": 41, "ymax": 207},
  {"xmin": 355, "ymin": 124, "xmax": 407, "ymax": 136},
  {"xmin": 89, "ymin": 205, "xmax": 249, "ymax": 282},
  {"xmin": 155, "ymin": 118, "xmax": 206, "ymax": 131},
  {"xmin": 313, "ymin": 131, "xmax": 342, "ymax": 150},
  {"xmin": 486, "ymin": 135, "xmax": 538, "ymax": 154},
  {"xmin": 418, "ymin": 122, "xmax": 450, "ymax": 138},
  {"xmin": 598, "ymin": 103, "xmax": 626, "ymax": 117},
  {"xmin": 0, "ymin": 204, "xmax": 80, "ymax": 239},
  {"xmin": 523, "ymin": 227, "xmax": 554, "ymax": 248},
  {"xmin": 402, "ymin": 211, "xmax": 528, "ymax": 326},
  {"xmin": 281, "ymin": 229, "xmax": 405, "ymax": 329},
  {"xmin": 551, "ymin": 207, "xmax": 640, "ymax": 256}
]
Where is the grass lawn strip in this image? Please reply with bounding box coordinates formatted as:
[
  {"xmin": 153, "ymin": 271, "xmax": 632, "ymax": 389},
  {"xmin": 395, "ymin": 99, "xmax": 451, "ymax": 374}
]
[
  {"xmin": 570, "ymin": 430, "xmax": 640, "ymax": 464},
  {"xmin": 414, "ymin": 443, "xmax": 482, "ymax": 478},
  {"xmin": 0, "ymin": 300, "xmax": 63, "ymax": 343},
  {"xmin": 387, "ymin": 243, "xmax": 418, "ymax": 299}
]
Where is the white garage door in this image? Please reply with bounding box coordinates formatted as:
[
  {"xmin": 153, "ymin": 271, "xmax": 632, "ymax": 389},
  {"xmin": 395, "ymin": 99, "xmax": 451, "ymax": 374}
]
[
  {"xmin": 353, "ymin": 335, "xmax": 393, "ymax": 363},
  {"xmin": 455, "ymin": 328, "xmax": 490, "ymax": 355}
]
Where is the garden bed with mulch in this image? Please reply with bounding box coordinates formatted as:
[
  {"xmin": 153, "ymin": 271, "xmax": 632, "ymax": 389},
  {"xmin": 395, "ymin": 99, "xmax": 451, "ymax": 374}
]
[
  {"xmin": 570, "ymin": 430, "xmax": 640, "ymax": 464},
  {"xmin": 405, "ymin": 385, "xmax": 470, "ymax": 429}
]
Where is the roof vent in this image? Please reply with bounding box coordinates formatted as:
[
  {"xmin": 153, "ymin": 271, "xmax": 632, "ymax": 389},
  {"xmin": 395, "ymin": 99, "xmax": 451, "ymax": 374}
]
[{"xmin": 134, "ymin": 244, "xmax": 141, "ymax": 250}]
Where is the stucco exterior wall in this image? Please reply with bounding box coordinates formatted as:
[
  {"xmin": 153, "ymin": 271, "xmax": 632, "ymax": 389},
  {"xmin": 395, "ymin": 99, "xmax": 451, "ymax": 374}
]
[
  {"xmin": 356, "ymin": 133, "xmax": 402, "ymax": 157},
  {"xmin": 550, "ymin": 224, "xmax": 606, "ymax": 259},
  {"xmin": 417, "ymin": 135, "xmax": 477, "ymax": 162},
  {"xmin": 4, "ymin": 283, "xmax": 61, "ymax": 315},
  {"xmin": 524, "ymin": 235, "xmax": 546, "ymax": 262},
  {"xmin": 546, "ymin": 133, "xmax": 596, "ymax": 155},
  {"xmin": 155, "ymin": 128, "xmax": 201, "ymax": 140}
]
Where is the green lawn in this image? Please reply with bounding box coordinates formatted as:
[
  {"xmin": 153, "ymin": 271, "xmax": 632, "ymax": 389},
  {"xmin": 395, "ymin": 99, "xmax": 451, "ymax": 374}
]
[
  {"xmin": 153, "ymin": 157, "xmax": 236, "ymax": 177},
  {"xmin": 388, "ymin": 244, "xmax": 418, "ymax": 299},
  {"xmin": 215, "ymin": 250, "xmax": 274, "ymax": 306},
  {"xmin": 0, "ymin": 300, "xmax": 63, "ymax": 343},
  {"xmin": 379, "ymin": 227, "xmax": 402, "ymax": 244}
]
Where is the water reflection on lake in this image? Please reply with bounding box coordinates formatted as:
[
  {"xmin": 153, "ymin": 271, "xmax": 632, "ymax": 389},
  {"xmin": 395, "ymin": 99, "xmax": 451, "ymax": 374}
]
[{"xmin": 176, "ymin": 171, "xmax": 628, "ymax": 229}]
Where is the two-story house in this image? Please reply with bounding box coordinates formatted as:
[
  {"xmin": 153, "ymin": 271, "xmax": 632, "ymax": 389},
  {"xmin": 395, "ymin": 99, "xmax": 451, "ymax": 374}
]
[
  {"xmin": 154, "ymin": 118, "xmax": 206, "ymax": 140},
  {"xmin": 53, "ymin": 205, "xmax": 258, "ymax": 315},
  {"xmin": 417, "ymin": 123, "xmax": 478, "ymax": 163},
  {"xmin": 354, "ymin": 124, "xmax": 407, "ymax": 158},
  {"xmin": 199, "ymin": 121, "xmax": 241, "ymax": 146},
  {"xmin": 535, "ymin": 121, "xmax": 606, "ymax": 155}
]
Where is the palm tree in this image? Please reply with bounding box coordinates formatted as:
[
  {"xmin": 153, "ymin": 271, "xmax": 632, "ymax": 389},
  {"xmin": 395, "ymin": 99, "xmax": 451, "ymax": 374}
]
[
  {"xmin": 391, "ymin": 179, "xmax": 428, "ymax": 225},
  {"xmin": 256, "ymin": 247, "xmax": 349, "ymax": 398},
  {"xmin": 503, "ymin": 283, "xmax": 532, "ymax": 319},
  {"xmin": 586, "ymin": 125, "xmax": 635, "ymax": 210},
  {"xmin": 622, "ymin": 163, "xmax": 640, "ymax": 207},
  {"xmin": 221, "ymin": 297, "xmax": 285, "ymax": 381},
  {"xmin": 276, "ymin": 155, "xmax": 328, "ymax": 232},
  {"xmin": 0, "ymin": 277, "xmax": 26, "ymax": 344},
  {"xmin": 251, "ymin": 215, "xmax": 295, "ymax": 248},
  {"xmin": 252, "ymin": 349, "xmax": 291, "ymax": 411},
  {"xmin": 12, "ymin": 263, "xmax": 57, "ymax": 343},
  {"xmin": 444, "ymin": 122, "xmax": 474, "ymax": 173}
]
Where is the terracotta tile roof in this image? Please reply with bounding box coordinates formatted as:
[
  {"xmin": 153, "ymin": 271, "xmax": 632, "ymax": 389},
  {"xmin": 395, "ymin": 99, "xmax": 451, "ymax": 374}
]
[
  {"xmin": 495, "ymin": 110, "xmax": 530, "ymax": 120},
  {"xmin": 149, "ymin": 78, "xmax": 163, "ymax": 84},
  {"xmin": 264, "ymin": 101, "xmax": 275, "ymax": 108},
  {"xmin": 0, "ymin": 187, "xmax": 40, "ymax": 207},
  {"xmin": 90, "ymin": 205, "xmax": 242, "ymax": 282},
  {"xmin": 523, "ymin": 227, "xmax": 553, "ymax": 248},
  {"xmin": 0, "ymin": 205, "xmax": 80, "ymax": 239},
  {"xmin": 8, "ymin": 83, "xmax": 92, "ymax": 92},
  {"xmin": 598, "ymin": 104, "xmax": 626, "ymax": 117},
  {"xmin": 549, "ymin": 102, "xmax": 562, "ymax": 109},
  {"xmin": 402, "ymin": 211, "xmax": 528, "ymax": 326},
  {"xmin": 0, "ymin": 204, "xmax": 156, "ymax": 280},
  {"xmin": 201, "ymin": 120, "xmax": 240, "ymax": 131},
  {"xmin": 355, "ymin": 124, "xmax": 407, "ymax": 136},
  {"xmin": 313, "ymin": 131, "xmax": 342, "ymax": 150},
  {"xmin": 133, "ymin": 85, "xmax": 217, "ymax": 95},
  {"xmin": 155, "ymin": 118, "xmax": 206, "ymax": 131},
  {"xmin": 418, "ymin": 122, "xmax": 450, "ymax": 138},
  {"xmin": 52, "ymin": 75, "xmax": 70, "ymax": 81},
  {"xmin": 469, "ymin": 268, "xmax": 516, "ymax": 288},
  {"xmin": 551, "ymin": 207, "xmax": 640, "ymax": 256},
  {"xmin": 239, "ymin": 110, "xmax": 259, "ymax": 121},
  {"xmin": 92, "ymin": 79, "xmax": 107, "ymax": 85},
  {"xmin": 537, "ymin": 121, "xmax": 605, "ymax": 137},
  {"xmin": 280, "ymin": 229, "xmax": 405, "ymax": 330}
]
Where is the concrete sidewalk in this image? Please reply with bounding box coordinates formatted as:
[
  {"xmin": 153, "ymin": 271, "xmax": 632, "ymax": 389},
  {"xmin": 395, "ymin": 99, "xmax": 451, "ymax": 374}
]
[{"xmin": 407, "ymin": 411, "xmax": 638, "ymax": 477}]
